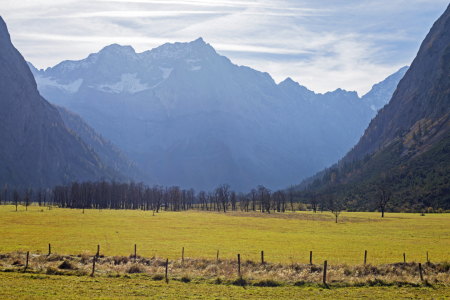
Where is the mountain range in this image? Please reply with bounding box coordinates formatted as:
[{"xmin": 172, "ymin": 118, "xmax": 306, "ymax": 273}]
[{"xmin": 27, "ymin": 40, "xmax": 407, "ymax": 191}]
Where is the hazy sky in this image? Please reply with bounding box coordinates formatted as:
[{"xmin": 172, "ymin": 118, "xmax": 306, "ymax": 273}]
[{"xmin": 2, "ymin": 0, "xmax": 449, "ymax": 95}]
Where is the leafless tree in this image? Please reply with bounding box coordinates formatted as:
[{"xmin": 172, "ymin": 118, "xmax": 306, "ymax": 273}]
[
  {"xmin": 310, "ymin": 194, "xmax": 318, "ymax": 213},
  {"xmin": 153, "ymin": 185, "xmax": 163, "ymax": 213},
  {"xmin": 23, "ymin": 188, "xmax": 31, "ymax": 211},
  {"xmin": 328, "ymin": 194, "xmax": 343, "ymax": 223},
  {"xmin": 187, "ymin": 188, "xmax": 195, "ymax": 210},
  {"xmin": 207, "ymin": 191, "xmax": 215, "ymax": 211},
  {"xmin": 13, "ymin": 189, "xmax": 19, "ymax": 211},
  {"xmin": 250, "ymin": 189, "xmax": 257, "ymax": 211},
  {"xmin": 375, "ymin": 184, "xmax": 392, "ymax": 217},
  {"xmin": 257, "ymin": 185, "xmax": 272, "ymax": 213},
  {"xmin": 288, "ymin": 187, "xmax": 295, "ymax": 212},
  {"xmin": 230, "ymin": 190, "xmax": 237, "ymax": 211},
  {"xmin": 215, "ymin": 184, "xmax": 230, "ymax": 213},
  {"xmin": 198, "ymin": 191, "xmax": 207, "ymax": 210}
]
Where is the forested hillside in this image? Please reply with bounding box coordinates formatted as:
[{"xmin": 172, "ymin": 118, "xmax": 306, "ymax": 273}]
[{"xmin": 296, "ymin": 5, "xmax": 450, "ymax": 212}]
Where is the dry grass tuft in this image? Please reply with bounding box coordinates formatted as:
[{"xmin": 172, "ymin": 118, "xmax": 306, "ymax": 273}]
[
  {"xmin": 79, "ymin": 253, "xmax": 90, "ymax": 264},
  {"xmin": 58, "ymin": 260, "xmax": 75, "ymax": 270},
  {"xmin": 112, "ymin": 256, "xmax": 129, "ymax": 265},
  {"xmin": 127, "ymin": 264, "xmax": 144, "ymax": 274}
]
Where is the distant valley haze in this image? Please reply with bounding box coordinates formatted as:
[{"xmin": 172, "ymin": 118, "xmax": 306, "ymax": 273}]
[{"xmin": 26, "ymin": 37, "xmax": 406, "ymax": 191}]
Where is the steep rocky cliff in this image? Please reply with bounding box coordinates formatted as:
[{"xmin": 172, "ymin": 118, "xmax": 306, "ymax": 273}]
[
  {"xmin": 0, "ymin": 16, "xmax": 121, "ymax": 188},
  {"xmin": 347, "ymin": 4, "xmax": 450, "ymax": 160}
]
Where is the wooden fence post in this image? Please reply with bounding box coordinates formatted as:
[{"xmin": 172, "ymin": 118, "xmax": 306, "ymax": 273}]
[
  {"xmin": 427, "ymin": 251, "xmax": 429, "ymax": 263},
  {"xmin": 24, "ymin": 251, "xmax": 29, "ymax": 272},
  {"xmin": 217, "ymin": 250, "xmax": 219, "ymax": 263},
  {"xmin": 91, "ymin": 256, "xmax": 96, "ymax": 276},
  {"xmin": 134, "ymin": 244, "xmax": 137, "ymax": 262},
  {"xmin": 310, "ymin": 251, "xmax": 312, "ymax": 265},
  {"xmin": 419, "ymin": 263, "xmax": 423, "ymax": 281},
  {"xmin": 261, "ymin": 251, "xmax": 264, "ymax": 264},
  {"xmin": 364, "ymin": 250, "xmax": 367, "ymax": 265},
  {"xmin": 165, "ymin": 259, "xmax": 168, "ymax": 281},
  {"xmin": 323, "ymin": 260, "xmax": 327, "ymax": 286},
  {"xmin": 238, "ymin": 254, "xmax": 241, "ymax": 275},
  {"xmin": 403, "ymin": 253, "xmax": 406, "ymax": 263},
  {"xmin": 182, "ymin": 247, "xmax": 184, "ymax": 263},
  {"xmin": 97, "ymin": 245, "xmax": 100, "ymax": 258},
  {"xmin": 48, "ymin": 244, "xmax": 51, "ymax": 256}
]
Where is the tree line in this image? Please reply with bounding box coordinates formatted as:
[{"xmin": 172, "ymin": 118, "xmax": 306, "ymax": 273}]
[
  {"xmin": 0, "ymin": 181, "xmax": 299, "ymax": 214},
  {"xmin": 1, "ymin": 178, "xmax": 395, "ymax": 220}
]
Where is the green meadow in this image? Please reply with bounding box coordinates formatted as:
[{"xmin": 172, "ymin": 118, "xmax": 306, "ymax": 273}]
[
  {"xmin": 1, "ymin": 205, "xmax": 449, "ymax": 265},
  {"xmin": 1, "ymin": 272, "xmax": 449, "ymax": 299}
]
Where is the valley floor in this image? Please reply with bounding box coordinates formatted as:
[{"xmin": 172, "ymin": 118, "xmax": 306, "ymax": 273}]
[{"xmin": 1, "ymin": 272, "xmax": 449, "ymax": 299}]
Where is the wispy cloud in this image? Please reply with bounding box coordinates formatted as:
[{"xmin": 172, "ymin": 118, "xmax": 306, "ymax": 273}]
[{"xmin": 2, "ymin": 0, "xmax": 449, "ymax": 94}]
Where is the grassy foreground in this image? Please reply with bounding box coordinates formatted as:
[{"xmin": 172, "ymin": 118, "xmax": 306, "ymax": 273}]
[
  {"xmin": 1, "ymin": 205, "xmax": 450, "ymax": 264},
  {"xmin": 1, "ymin": 272, "xmax": 449, "ymax": 299}
]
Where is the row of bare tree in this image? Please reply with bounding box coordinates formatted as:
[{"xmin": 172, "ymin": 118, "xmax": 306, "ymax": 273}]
[{"xmin": 1, "ymin": 180, "xmax": 391, "ymax": 218}]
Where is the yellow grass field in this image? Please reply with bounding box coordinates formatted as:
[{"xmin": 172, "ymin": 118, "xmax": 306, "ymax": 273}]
[{"xmin": 1, "ymin": 204, "xmax": 450, "ymax": 265}]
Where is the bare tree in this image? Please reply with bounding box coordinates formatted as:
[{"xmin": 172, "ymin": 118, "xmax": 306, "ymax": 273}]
[
  {"xmin": 23, "ymin": 188, "xmax": 32, "ymax": 211},
  {"xmin": 187, "ymin": 188, "xmax": 195, "ymax": 210},
  {"xmin": 375, "ymin": 184, "xmax": 392, "ymax": 218},
  {"xmin": 250, "ymin": 189, "xmax": 257, "ymax": 211},
  {"xmin": 215, "ymin": 184, "xmax": 230, "ymax": 213},
  {"xmin": 257, "ymin": 185, "xmax": 272, "ymax": 213},
  {"xmin": 328, "ymin": 194, "xmax": 343, "ymax": 223},
  {"xmin": 288, "ymin": 187, "xmax": 295, "ymax": 212},
  {"xmin": 198, "ymin": 191, "xmax": 207, "ymax": 210},
  {"xmin": 310, "ymin": 194, "xmax": 318, "ymax": 213},
  {"xmin": 153, "ymin": 185, "xmax": 163, "ymax": 213},
  {"xmin": 37, "ymin": 188, "xmax": 43, "ymax": 206},
  {"xmin": 13, "ymin": 189, "xmax": 19, "ymax": 211},
  {"xmin": 230, "ymin": 190, "xmax": 237, "ymax": 211}
]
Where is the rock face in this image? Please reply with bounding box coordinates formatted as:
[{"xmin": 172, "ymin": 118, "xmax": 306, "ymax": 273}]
[
  {"xmin": 0, "ymin": 16, "xmax": 120, "ymax": 189},
  {"xmin": 346, "ymin": 4, "xmax": 450, "ymax": 160},
  {"xmin": 29, "ymin": 38, "xmax": 406, "ymax": 191}
]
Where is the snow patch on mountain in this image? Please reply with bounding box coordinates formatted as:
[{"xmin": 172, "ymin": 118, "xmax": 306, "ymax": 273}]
[
  {"xmin": 94, "ymin": 73, "xmax": 149, "ymax": 94},
  {"xmin": 35, "ymin": 76, "xmax": 83, "ymax": 93}
]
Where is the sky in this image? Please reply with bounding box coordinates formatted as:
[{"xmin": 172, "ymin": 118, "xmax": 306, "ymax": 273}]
[{"xmin": 2, "ymin": 0, "xmax": 449, "ymax": 95}]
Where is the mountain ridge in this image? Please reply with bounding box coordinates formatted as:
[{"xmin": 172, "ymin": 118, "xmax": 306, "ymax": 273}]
[{"xmin": 28, "ymin": 38, "xmax": 407, "ymax": 191}]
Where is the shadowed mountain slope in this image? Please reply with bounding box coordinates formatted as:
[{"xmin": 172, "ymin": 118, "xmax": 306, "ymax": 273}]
[{"xmin": 0, "ymin": 16, "xmax": 124, "ymax": 189}]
